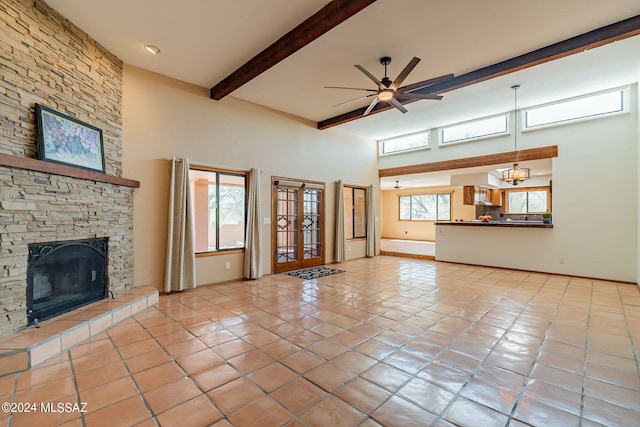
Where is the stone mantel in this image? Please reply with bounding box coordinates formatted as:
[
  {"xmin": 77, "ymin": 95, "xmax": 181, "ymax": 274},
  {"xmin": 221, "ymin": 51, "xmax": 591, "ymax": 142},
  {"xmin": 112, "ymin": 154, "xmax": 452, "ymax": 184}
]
[{"xmin": 0, "ymin": 153, "xmax": 140, "ymax": 188}]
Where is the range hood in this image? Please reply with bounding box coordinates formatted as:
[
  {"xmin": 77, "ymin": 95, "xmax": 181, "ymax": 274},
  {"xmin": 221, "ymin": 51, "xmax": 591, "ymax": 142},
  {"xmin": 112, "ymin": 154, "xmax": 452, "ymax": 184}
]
[{"xmin": 450, "ymin": 173, "xmax": 501, "ymax": 189}]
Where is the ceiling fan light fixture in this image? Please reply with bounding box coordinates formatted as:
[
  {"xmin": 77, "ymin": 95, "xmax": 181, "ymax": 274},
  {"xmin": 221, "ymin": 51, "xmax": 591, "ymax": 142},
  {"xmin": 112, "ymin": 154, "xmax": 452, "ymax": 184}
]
[
  {"xmin": 378, "ymin": 89, "xmax": 394, "ymax": 102},
  {"xmin": 327, "ymin": 56, "xmax": 449, "ymax": 116}
]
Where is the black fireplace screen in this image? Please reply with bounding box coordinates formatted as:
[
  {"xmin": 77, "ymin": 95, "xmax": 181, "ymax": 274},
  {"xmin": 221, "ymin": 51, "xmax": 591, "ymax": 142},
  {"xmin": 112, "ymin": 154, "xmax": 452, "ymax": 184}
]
[{"xmin": 27, "ymin": 237, "xmax": 108, "ymax": 325}]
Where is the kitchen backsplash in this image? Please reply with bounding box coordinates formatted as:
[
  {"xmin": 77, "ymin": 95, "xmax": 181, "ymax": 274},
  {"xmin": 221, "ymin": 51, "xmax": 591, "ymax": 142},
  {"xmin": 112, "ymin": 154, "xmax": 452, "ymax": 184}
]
[{"xmin": 475, "ymin": 205, "xmax": 543, "ymax": 221}]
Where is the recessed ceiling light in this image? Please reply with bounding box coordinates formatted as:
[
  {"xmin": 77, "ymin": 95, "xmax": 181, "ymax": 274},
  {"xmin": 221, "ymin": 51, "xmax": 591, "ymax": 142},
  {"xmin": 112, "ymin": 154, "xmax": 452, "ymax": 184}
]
[{"xmin": 143, "ymin": 44, "xmax": 160, "ymax": 55}]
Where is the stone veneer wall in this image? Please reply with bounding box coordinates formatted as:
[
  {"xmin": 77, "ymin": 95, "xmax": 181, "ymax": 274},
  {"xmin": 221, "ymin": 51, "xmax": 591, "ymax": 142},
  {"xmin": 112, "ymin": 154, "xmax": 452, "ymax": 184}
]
[{"xmin": 0, "ymin": 0, "xmax": 133, "ymax": 336}]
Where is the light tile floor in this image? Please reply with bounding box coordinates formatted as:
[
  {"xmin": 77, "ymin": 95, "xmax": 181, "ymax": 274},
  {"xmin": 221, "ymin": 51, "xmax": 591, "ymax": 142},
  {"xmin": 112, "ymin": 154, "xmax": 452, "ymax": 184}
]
[{"xmin": 1, "ymin": 256, "xmax": 639, "ymax": 427}]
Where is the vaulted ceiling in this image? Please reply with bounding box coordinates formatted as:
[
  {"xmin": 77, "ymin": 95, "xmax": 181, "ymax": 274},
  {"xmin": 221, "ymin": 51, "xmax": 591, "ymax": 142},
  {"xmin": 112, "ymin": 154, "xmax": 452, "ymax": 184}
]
[
  {"xmin": 44, "ymin": 1, "xmax": 640, "ymax": 189},
  {"xmin": 44, "ymin": 0, "xmax": 640, "ymax": 140}
]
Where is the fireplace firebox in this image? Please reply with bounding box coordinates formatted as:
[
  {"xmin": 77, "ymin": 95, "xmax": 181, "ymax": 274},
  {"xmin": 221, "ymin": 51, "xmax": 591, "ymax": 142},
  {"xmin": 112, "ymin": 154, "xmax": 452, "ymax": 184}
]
[{"xmin": 27, "ymin": 237, "xmax": 108, "ymax": 326}]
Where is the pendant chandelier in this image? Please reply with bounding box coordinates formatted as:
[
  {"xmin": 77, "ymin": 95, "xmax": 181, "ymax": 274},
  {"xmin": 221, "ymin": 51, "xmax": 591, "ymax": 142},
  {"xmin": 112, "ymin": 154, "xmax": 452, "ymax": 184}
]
[{"xmin": 502, "ymin": 85, "xmax": 531, "ymax": 185}]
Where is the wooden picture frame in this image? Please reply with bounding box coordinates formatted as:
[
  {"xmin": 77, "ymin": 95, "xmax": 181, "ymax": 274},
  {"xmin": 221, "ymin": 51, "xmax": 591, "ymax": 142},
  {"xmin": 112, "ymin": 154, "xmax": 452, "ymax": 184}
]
[{"xmin": 35, "ymin": 104, "xmax": 106, "ymax": 173}]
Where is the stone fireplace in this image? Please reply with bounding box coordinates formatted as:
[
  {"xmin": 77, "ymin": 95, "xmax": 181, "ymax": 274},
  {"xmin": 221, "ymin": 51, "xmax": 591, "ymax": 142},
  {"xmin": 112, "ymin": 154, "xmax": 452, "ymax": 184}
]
[
  {"xmin": 0, "ymin": 0, "xmax": 136, "ymax": 338},
  {"xmin": 0, "ymin": 155, "xmax": 136, "ymax": 337},
  {"xmin": 27, "ymin": 237, "xmax": 108, "ymax": 326}
]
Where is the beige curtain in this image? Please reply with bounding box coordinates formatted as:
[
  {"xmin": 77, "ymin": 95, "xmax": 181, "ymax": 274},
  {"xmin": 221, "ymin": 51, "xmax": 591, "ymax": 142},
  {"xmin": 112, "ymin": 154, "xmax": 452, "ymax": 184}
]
[
  {"xmin": 244, "ymin": 168, "xmax": 263, "ymax": 279},
  {"xmin": 366, "ymin": 184, "xmax": 376, "ymax": 257},
  {"xmin": 335, "ymin": 180, "xmax": 346, "ymax": 262},
  {"xmin": 164, "ymin": 157, "xmax": 196, "ymax": 292}
]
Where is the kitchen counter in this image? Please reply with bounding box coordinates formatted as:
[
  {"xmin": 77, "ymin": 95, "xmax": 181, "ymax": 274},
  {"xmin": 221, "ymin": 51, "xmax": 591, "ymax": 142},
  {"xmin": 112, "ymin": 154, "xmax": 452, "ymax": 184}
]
[
  {"xmin": 434, "ymin": 220, "xmax": 555, "ymax": 273},
  {"xmin": 435, "ymin": 220, "xmax": 553, "ymax": 228}
]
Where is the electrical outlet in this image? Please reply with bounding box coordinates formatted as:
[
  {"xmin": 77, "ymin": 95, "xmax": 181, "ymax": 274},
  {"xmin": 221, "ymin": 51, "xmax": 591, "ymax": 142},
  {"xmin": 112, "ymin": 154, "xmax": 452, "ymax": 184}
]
[
  {"xmin": 225, "ymin": 261, "xmax": 231, "ymax": 269},
  {"xmin": 559, "ymin": 257, "xmax": 565, "ymax": 264},
  {"xmin": 348, "ymin": 246, "xmax": 351, "ymax": 251}
]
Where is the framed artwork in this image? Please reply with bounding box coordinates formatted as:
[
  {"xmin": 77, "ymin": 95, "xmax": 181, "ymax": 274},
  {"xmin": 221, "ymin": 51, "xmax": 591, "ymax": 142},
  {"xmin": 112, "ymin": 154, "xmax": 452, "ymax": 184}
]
[{"xmin": 35, "ymin": 104, "xmax": 106, "ymax": 173}]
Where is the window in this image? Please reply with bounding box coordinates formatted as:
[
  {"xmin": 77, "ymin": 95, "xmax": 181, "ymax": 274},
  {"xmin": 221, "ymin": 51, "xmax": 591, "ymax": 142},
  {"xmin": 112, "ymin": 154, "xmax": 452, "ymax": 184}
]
[
  {"xmin": 440, "ymin": 114, "xmax": 508, "ymax": 145},
  {"xmin": 190, "ymin": 168, "xmax": 247, "ymax": 253},
  {"xmin": 399, "ymin": 194, "xmax": 450, "ymax": 221},
  {"xmin": 380, "ymin": 130, "xmax": 429, "ymax": 155},
  {"xmin": 524, "ymin": 88, "xmax": 626, "ymax": 129},
  {"xmin": 344, "ymin": 186, "xmax": 366, "ymax": 239},
  {"xmin": 506, "ymin": 189, "xmax": 549, "ymax": 214}
]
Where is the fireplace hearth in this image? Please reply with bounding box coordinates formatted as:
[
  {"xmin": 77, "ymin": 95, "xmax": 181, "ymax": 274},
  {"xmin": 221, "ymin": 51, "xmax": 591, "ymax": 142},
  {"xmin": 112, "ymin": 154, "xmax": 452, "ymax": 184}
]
[{"xmin": 27, "ymin": 237, "xmax": 108, "ymax": 326}]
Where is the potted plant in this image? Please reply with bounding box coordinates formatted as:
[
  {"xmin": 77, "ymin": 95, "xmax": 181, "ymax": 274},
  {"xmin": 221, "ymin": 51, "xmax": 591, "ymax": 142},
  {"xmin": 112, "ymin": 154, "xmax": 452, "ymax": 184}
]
[{"xmin": 541, "ymin": 212, "xmax": 552, "ymax": 224}]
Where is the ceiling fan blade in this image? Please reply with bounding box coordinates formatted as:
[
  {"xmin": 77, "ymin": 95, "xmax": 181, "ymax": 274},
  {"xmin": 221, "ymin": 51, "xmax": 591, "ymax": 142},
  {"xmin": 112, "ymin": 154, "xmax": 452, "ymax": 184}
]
[
  {"xmin": 355, "ymin": 65, "xmax": 384, "ymax": 88},
  {"xmin": 363, "ymin": 97, "xmax": 380, "ymax": 116},
  {"xmin": 388, "ymin": 98, "xmax": 408, "ymax": 114},
  {"xmin": 401, "ymin": 73, "xmax": 455, "ymax": 93},
  {"xmin": 389, "ymin": 57, "xmax": 421, "ymax": 91},
  {"xmin": 332, "ymin": 93, "xmax": 376, "ymax": 107},
  {"xmin": 324, "ymin": 86, "xmax": 378, "ymax": 92},
  {"xmin": 394, "ymin": 93, "xmax": 443, "ymax": 100}
]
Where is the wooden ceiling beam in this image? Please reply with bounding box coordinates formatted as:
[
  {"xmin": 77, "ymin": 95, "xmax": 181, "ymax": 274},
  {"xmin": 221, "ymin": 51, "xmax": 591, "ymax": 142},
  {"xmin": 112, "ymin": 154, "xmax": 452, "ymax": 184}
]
[
  {"xmin": 318, "ymin": 14, "xmax": 640, "ymax": 130},
  {"xmin": 210, "ymin": 0, "xmax": 376, "ymax": 100},
  {"xmin": 378, "ymin": 146, "xmax": 558, "ymax": 178}
]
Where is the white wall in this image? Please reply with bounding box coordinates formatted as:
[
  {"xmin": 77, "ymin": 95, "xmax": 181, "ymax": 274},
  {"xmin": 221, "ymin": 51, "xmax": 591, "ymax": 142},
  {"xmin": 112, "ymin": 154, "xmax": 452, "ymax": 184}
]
[
  {"xmin": 386, "ymin": 86, "xmax": 639, "ymax": 283},
  {"xmin": 638, "ymin": 79, "xmax": 640, "ymax": 287},
  {"xmin": 122, "ymin": 65, "xmax": 378, "ymax": 289}
]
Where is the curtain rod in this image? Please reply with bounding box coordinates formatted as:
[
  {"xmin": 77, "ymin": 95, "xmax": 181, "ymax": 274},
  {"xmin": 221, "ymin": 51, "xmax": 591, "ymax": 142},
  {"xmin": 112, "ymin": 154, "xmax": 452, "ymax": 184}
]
[{"xmin": 168, "ymin": 158, "xmax": 254, "ymax": 173}]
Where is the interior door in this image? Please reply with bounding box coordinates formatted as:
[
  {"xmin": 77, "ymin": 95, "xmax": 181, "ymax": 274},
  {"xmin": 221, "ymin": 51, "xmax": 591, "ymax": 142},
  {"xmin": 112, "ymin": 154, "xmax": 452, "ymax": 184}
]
[{"xmin": 273, "ymin": 178, "xmax": 324, "ymax": 273}]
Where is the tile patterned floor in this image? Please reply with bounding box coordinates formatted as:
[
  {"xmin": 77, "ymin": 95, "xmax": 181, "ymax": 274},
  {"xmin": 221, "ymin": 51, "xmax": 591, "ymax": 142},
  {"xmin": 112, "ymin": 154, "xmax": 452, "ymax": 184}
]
[{"xmin": 1, "ymin": 256, "xmax": 639, "ymax": 427}]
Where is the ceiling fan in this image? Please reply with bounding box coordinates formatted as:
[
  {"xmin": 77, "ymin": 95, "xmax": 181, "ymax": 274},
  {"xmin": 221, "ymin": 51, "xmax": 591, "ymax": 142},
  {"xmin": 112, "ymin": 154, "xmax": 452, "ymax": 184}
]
[{"xmin": 326, "ymin": 56, "xmax": 453, "ymax": 116}]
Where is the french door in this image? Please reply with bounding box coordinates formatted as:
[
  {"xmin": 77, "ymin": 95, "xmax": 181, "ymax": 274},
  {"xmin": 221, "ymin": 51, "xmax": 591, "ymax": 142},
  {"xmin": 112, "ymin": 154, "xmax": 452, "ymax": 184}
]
[{"xmin": 272, "ymin": 178, "xmax": 325, "ymax": 273}]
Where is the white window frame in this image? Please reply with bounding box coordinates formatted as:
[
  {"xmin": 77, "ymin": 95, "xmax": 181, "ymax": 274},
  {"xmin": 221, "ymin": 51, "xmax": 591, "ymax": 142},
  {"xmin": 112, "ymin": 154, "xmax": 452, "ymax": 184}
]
[
  {"xmin": 379, "ymin": 130, "xmax": 430, "ymax": 156},
  {"xmin": 439, "ymin": 113, "xmax": 509, "ymax": 146},
  {"xmin": 523, "ymin": 86, "xmax": 629, "ymax": 131}
]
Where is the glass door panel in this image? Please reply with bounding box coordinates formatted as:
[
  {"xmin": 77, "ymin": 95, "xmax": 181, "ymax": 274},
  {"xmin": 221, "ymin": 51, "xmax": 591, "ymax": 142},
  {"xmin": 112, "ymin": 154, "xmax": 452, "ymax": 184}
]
[
  {"xmin": 274, "ymin": 187, "xmax": 299, "ymax": 272},
  {"xmin": 273, "ymin": 180, "xmax": 324, "ymax": 273},
  {"xmin": 302, "ymin": 189, "xmax": 322, "ymax": 265}
]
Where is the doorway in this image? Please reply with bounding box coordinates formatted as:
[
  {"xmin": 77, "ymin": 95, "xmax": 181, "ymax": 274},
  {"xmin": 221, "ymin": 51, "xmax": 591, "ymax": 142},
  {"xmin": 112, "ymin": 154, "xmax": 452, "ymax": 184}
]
[{"xmin": 272, "ymin": 178, "xmax": 325, "ymax": 273}]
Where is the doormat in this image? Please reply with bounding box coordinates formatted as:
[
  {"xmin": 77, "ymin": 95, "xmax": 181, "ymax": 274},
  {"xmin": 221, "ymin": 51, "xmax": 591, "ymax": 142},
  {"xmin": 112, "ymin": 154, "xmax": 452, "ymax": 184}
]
[{"xmin": 285, "ymin": 266, "xmax": 344, "ymax": 280}]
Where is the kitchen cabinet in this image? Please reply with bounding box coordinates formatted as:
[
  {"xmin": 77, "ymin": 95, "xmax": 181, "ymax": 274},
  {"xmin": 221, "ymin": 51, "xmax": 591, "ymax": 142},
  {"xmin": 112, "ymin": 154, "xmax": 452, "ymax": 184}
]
[
  {"xmin": 489, "ymin": 189, "xmax": 502, "ymax": 206},
  {"xmin": 463, "ymin": 186, "xmax": 501, "ymax": 206}
]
